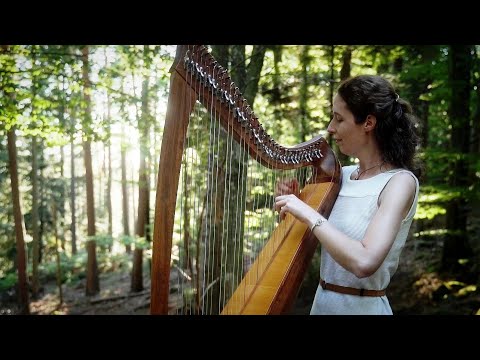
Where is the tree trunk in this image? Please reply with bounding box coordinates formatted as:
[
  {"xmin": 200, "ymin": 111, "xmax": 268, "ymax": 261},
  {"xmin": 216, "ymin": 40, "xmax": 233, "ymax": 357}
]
[
  {"xmin": 2, "ymin": 45, "xmax": 30, "ymax": 314},
  {"xmin": 272, "ymin": 45, "xmax": 283, "ymax": 138},
  {"xmin": 38, "ymin": 144, "xmax": 45, "ymax": 265},
  {"xmin": 60, "ymin": 144, "xmax": 66, "ymax": 251},
  {"xmin": 442, "ymin": 44, "xmax": 474, "ymax": 275},
  {"xmin": 82, "ymin": 46, "xmax": 99, "ymax": 296},
  {"xmin": 407, "ymin": 46, "xmax": 437, "ymax": 151},
  {"xmin": 52, "ymin": 202, "xmax": 63, "ymax": 306},
  {"xmin": 132, "ymin": 45, "xmax": 151, "ymax": 292},
  {"xmin": 131, "ymin": 248, "xmax": 144, "ymax": 292},
  {"xmin": 121, "ymin": 126, "xmax": 131, "ymax": 253},
  {"xmin": 7, "ymin": 128, "xmax": 30, "ymax": 315},
  {"xmin": 120, "ymin": 80, "xmax": 131, "ymax": 253},
  {"xmin": 85, "ymin": 239, "xmax": 99, "ymax": 294},
  {"xmin": 70, "ymin": 114, "xmax": 77, "ymax": 254},
  {"xmin": 131, "ymin": 165, "xmax": 136, "ymax": 231},
  {"xmin": 299, "ymin": 45, "xmax": 311, "ymax": 143},
  {"xmin": 336, "ymin": 46, "xmax": 352, "ymax": 166},
  {"xmin": 104, "ymin": 50, "xmax": 113, "ymax": 244},
  {"xmin": 244, "ymin": 45, "xmax": 268, "ymax": 106},
  {"xmin": 99, "ymin": 144, "xmax": 104, "ymax": 214},
  {"xmin": 339, "ymin": 46, "xmax": 352, "ymax": 81},
  {"xmin": 469, "ymin": 48, "xmax": 480, "ymax": 284},
  {"xmin": 31, "ymin": 136, "xmax": 41, "ymax": 298},
  {"xmin": 58, "ymin": 83, "xmax": 67, "ymax": 252}
]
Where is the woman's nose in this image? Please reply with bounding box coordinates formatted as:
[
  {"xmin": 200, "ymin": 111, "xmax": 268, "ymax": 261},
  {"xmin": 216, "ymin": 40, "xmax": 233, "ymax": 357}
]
[{"xmin": 327, "ymin": 121, "xmax": 335, "ymax": 134}]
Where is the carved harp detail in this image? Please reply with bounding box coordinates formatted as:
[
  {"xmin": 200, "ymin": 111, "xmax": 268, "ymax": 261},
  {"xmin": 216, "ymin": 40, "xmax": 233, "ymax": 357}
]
[{"xmin": 150, "ymin": 45, "xmax": 342, "ymax": 315}]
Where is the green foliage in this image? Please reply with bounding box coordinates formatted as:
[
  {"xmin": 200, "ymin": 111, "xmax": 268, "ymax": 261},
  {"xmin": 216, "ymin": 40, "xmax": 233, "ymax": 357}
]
[
  {"xmin": 27, "ymin": 246, "xmax": 133, "ymax": 286},
  {"xmin": 419, "ymin": 185, "xmax": 463, "ymax": 203},
  {"xmin": 119, "ymin": 235, "xmax": 136, "ymax": 247},
  {"xmin": 97, "ymin": 252, "xmax": 132, "ymax": 273},
  {"xmin": 90, "ymin": 234, "xmax": 114, "ymax": 252},
  {"xmin": 415, "ymin": 204, "xmax": 446, "ymax": 220},
  {"xmin": 133, "ymin": 237, "xmax": 149, "ymax": 250},
  {"xmin": 415, "ymin": 185, "xmax": 465, "ymax": 220},
  {"xmin": 0, "ymin": 273, "xmax": 17, "ymax": 292},
  {"xmin": 0, "ymin": 222, "xmax": 16, "ymax": 278}
]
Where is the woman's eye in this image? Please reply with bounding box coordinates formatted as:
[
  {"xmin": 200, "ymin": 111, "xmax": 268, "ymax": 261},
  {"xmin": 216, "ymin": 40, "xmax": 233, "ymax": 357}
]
[{"xmin": 332, "ymin": 114, "xmax": 342, "ymax": 122}]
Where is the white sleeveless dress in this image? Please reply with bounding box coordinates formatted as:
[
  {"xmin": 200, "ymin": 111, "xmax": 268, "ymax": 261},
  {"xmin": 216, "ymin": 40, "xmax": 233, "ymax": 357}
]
[{"xmin": 310, "ymin": 165, "xmax": 419, "ymax": 315}]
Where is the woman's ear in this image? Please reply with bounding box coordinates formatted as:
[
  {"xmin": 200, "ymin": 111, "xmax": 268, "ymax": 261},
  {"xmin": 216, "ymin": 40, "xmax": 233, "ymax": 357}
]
[{"xmin": 364, "ymin": 115, "xmax": 377, "ymax": 133}]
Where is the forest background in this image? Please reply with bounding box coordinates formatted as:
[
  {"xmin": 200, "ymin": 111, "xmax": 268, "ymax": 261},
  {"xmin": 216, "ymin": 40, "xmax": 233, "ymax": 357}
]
[{"xmin": 1, "ymin": 45, "xmax": 479, "ymax": 315}]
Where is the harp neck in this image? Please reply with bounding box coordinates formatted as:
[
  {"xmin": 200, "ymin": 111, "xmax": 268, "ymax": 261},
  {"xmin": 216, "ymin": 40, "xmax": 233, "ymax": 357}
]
[{"xmin": 170, "ymin": 45, "xmax": 329, "ymax": 171}]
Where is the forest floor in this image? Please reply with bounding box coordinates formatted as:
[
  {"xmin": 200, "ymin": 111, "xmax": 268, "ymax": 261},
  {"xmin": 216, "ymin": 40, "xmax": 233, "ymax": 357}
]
[{"xmin": 2, "ymin": 234, "xmax": 480, "ymax": 316}]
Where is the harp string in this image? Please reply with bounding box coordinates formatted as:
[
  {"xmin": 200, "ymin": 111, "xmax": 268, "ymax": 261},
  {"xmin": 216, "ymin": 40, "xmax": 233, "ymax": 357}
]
[
  {"xmin": 186, "ymin": 47, "xmax": 206, "ymax": 314},
  {"xmin": 204, "ymin": 63, "xmax": 215, "ymax": 314},
  {"xmin": 222, "ymin": 76, "xmax": 237, "ymax": 311},
  {"xmin": 191, "ymin": 51, "xmax": 203, "ymax": 314},
  {"xmin": 218, "ymin": 63, "xmax": 228, "ymax": 311},
  {"xmin": 210, "ymin": 64, "xmax": 222, "ymax": 314}
]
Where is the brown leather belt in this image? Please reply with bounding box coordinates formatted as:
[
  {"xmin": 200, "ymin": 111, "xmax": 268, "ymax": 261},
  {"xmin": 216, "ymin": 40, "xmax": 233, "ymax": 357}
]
[{"xmin": 320, "ymin": 279, "xmax": 386, "ymax": 297}]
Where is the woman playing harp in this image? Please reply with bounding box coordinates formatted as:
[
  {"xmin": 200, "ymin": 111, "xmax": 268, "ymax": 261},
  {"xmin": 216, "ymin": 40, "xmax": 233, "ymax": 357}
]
[
  {"xmin": 150, "ymin": 45, "xmax": 342, "ymax": 315},
  {"xmin": 276, "ymin": 75, "xmax": 421, "ymax": 315}
]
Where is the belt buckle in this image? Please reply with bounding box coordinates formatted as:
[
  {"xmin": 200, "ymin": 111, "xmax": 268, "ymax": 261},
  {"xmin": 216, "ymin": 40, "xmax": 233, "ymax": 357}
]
[
  {"xmin": 359, "ymin": 288, "xmax": 365, "ymax": 296},
  {"xmin": 321, "ymin": 280, "xmax": 327, "ymax": 290}
]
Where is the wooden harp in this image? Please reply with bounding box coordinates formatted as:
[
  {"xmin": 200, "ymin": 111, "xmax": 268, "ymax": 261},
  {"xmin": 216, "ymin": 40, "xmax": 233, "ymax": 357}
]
[{"xmin": 150, "ymin": 45, "xmax": 341, "ymax": 315}]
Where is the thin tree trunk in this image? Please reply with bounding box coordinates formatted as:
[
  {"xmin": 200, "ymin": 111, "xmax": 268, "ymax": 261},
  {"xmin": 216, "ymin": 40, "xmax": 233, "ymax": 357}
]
[
  {"xmin": 244, "ymin": 45, "xmax": 268, "ymax": 106},
  {"xmin": 120, "ymin": 80, "xmax": 131, "ymax": 253},
  {"xmin": 82, "ymin": 46, "xmax": 99, "ymax": 296},
  {"xmin": 131, "ymin": 165, "xmax": 136, "ymax": 230},
  {"xmin": 107, "ymin": 140, "xmax": 112, "ymax": 238},
  {"xmin": 31, "ymin": 136, "xmax": 40, "ymax": 298},
  {"xmin": 7, "ymin": 128, "xmax": 30, "ymax": 314},
  {"xmin": 99, "ymin": 143, "xmax": 104, "ymax": 215},
  {"xmin": 59, "ymin": 77, "xmax": 67, "ymax": 252},
  {"xmin": 136, "ymin": 156, "xmax": 149, "ymax": 239},
  {"xmin": 70, "ymin": 114, "xmax": 77, "ymax": 254},
  {"xmin": 132, "ymin": 45, "xmax": 151, "ymax": 292},
  {"xmin": 336, "ymin": 46, "xmax": 352, "ymax": 166},
  {"xmin": 52, "ymin": 202, "xmax": 63, "ymax": 306},
  {"xmin": 38, "ymin": 145, "xmax": 45, "ymax": 265},
  {"xmin": 339, "ymin": 46, "xmax": 352, "ymax": 81},
  {"xmin": 272, "ymin": 45, "xmax": 283, "ymax": 138},
  {"xmin": 84, "ymin": 139, "xmax": 99, "ymax": 295},
  {"xmin": 329, "ymin": 45, "xmax": 335, "ymax": 125},
  {"xmin": 104, "ymin": 49, "xmax": 113, "ymax": 243},
  {"xmin": 60, "ymin": 144, "xmax": 66, "ymax": 251},
  {"xmin": 121, "ymin": 125, "xmax": 131, "ymax": 253},
  {"xmin": 299, "ymin": 45, "xmax": 311, "ymax": 143}
]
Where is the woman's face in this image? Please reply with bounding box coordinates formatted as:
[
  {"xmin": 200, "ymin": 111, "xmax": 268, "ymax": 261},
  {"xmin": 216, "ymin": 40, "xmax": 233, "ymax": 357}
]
[{"xmin": 327, "ymin": 94, "xmax": 366, "ymax": 157}]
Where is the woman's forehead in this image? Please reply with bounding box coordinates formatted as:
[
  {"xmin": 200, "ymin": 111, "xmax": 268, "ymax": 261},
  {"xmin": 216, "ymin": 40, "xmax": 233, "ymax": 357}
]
[{"xmin": 333, "ymin": 94, "xmax": 348, "ymax": 113}]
